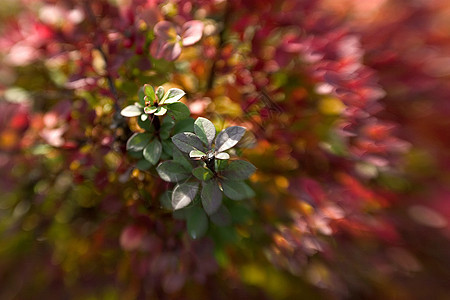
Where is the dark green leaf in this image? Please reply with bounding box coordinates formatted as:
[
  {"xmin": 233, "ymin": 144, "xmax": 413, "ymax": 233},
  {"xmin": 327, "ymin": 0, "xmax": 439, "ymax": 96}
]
[
  {"xmin": 126, "ymin": 132, "xmax": 152, "ymax": 151},
  {"xmin": 210, "ymin": 205, "xmax": 232, "ymax": 226},
  {"xmin": 215, "ymin": 126, "xmax": 246, "ymax": 152},
  {"xmin": 135, "ymin": 159, "xmax": 152, "ymax": 171},
  {"xmin": 128, "ymin": 150, "xmax": 143, "ymax": 159},
  {"xmin": 172, "ymin": 182, "xmax": 199, "ymax": 210},
  {"xmin": 194, "ymin": 117, "xmax": 216, "ymax": 146},
  {"xmin": 160, "ymin": 88, "xmax": 185, "ymax": 104},
  {"xmin": 221, "ymin": 160, "xmax": 256, "ymax": 180},
  {"xmin": 172, "ymin": 132, "xmax": 205, "ymax": 153},
  {"xmin": 121, "ymin": 105, "xmax": 142, "ymax": 117},
  {"xmin": 143, "ymin": 139, "xmax": 162, "ymax": 165},
  {"xmin": 186, "ymin": 206, "xmax": 208, "ymax": 239},
  {"xmin": 173, "ymin": 147, "xmax": 193, "ymax": 171},
  {"xmin": 215, "ymin": 159, "xmax": 228, "ymax": 171},
  {"xmin": 173, "ymin": 118, "xmax": 194, "ymax": 134},
  {"xmin": 222, "ymin": 180, "xmax": 255, "ymax": 200},
  {"xmin": 138, "ymin": 115, "xmax": 154, "ymax": 132},
  {"xmin": 161, "ymin": 116, "xmax": 176, "ymax": 130},
  {"xmin": 144, "ymin": 84, "xmax": 156, "ymax": 103},
  {"xmin": 192, "ymin": 166, "xmax": 214, "ymax": 181},
  {"xmin": 156, "ymin": 161, "xmax": 191, "ymax": 182},
  {"xmin": 138, "ymin": 86, "xmax": 146, "ymax": 106},
  {"xmin": 167, "ymin": 102, "xmax": 190, "ymax": 120},
  {"xmin": 159, "ymin": 191, "xmax": 173, "ymax": 210},
  {"xmin": 160, "ymin": 117, "xmax": 175, "ymax": 140},
  {"xmin": 201, "ymin": 180, "xmax": 222, "ymax": 215},
  {"xmin": 161, "ymin": 139, "xmax": 174, "ymax": 157}
]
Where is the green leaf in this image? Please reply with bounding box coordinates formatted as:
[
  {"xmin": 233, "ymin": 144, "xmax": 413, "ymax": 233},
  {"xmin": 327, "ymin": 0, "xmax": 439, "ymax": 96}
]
[
  {"xmin": 138, "ymin": 116, "xmax": 154, "ymax": 132},
  {"xmin": 201, "ymin": 180, "xmax": 222, "ymax": 215},
  {"xmin": 173, "ymin": 118, "xmax": 194, "ymax": 134},
  {"xmin": 135, "ymin": 159, "xmax": 152, "ymax": 171},
  {"xmin": 161, "ymin": 139, "xmax": 174, "ymax": 157},
  {"xmin": 215, "ymin": 159, "xmax": 228, "ymax": 171},
  {"xmin": 144, "ymin": 106, "xmax": 158, "ymax": 114},
  {"xmin": 210, "ymin": 205, "xmax": 232, "ymax": 226},
  {"xmin": 192, "ymin": 166, "xmax": 214, "ymax": 181},
  {"xmin": 215, "ymin": 126, "xmax": 246, "ymax": 152},
  {"xmin": 121, "ymin": 105, "xmax": 142, "ymax": 117},
  {"xmin": 173, "ymin": 208, "xmax": 186, "ymax": 220},
  {"xmin": 194, "ymin": 117, "xmax": 216, "ymax": 146},
  {"xmin": 143, "ymin": 139, "xmax": 162, "ymax": 165},
  {"xmin": 161, "ymin": 116, "xmax": 176, "ymax": 130},
  {"xmin": 172, "ymin": 182, "xmax": 199, "ymax": 210},
  {"xmin": 189, "ymin": 150, "xmax": 206, "ymax": 158},
  {"xmin": 154, "ymin": 106, "xmax": 168, "ymax": 116},
  {"xmin": 144, "ymin": 84, "xmax": 156, "ymax": 104},
  {"xmin": 128, "ymin": 150, "xmax": 143, "ymax": 159},
  {"xmin": 156, "ymin": 86, "xmax": 165, "ymax": 101},
  {"xmin": 126, "ymin": 132, "xmax": 152, "ymax": 151},
  {"xmin": 222, "ymin": 180, "xmax": 255, "ymax": 200},
  {"xmin": 160, "ymin": 191, "xmax": 173, "ymax": 210},
  {"xmin": 173, "ymin": 147, "xmax": 193, "ymax": 171},
  {"xmin": 156, "ymin": 161, "xmax": 191, "ymax": 182},
  {"xmin": 186, "ymin": 206, "xmax": 208, "ymax": 239},
  {"xmin": 160, "ymin": 88, "xmax": 186, "ymax": 104},
  {"xmin": 221, "ymin": 160, "xmax": 256, "ymax": 180},
  {"xmin": 138, "ymin": 86, "xmax": 146, "ymax": 106},
  {"xmin": 167, "ymin": 102, "xmax": 190, "ymax": 120},
  {"xmin": 172, "ymin": 132, "xmax": 205, "ymax": 153},
  {"xmin": 160, "ymin": 117, "xmax": 175, "ymax": 140},
  {"xmin": 215, "ymin": 152, "xmax": 230, "ymax": 160}
]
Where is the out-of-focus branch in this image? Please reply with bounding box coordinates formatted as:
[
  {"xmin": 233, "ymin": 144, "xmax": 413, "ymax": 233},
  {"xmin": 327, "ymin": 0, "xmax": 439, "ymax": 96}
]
[
  {"xmin": 82, "ymin": 1, "xmax": 121, "ymax": 112},
  {"xmin": 206, "ymin": 2, "xmax": 232, "ymax": 91}
]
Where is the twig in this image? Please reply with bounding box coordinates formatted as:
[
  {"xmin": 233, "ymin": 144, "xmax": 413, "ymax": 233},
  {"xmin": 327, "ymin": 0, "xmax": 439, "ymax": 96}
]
[
  {"xmin": 206, "ymin": 2, "xmax": 232, "ymax": 91},
  {"xmin": 82, "ymin": 1, "xmax": 121, "ymax": 112}
]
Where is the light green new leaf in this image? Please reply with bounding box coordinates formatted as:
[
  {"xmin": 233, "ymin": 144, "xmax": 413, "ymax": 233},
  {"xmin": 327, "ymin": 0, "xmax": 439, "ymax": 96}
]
[{"xmin": 143, "ymin": 84, "xmax": 156, "ymax": 103}]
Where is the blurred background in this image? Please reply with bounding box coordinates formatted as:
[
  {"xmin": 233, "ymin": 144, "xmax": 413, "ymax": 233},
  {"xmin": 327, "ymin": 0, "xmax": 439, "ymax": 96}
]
[{"xmin": 1, "ymin": 0, "xmax": 450, "ymax": 299}]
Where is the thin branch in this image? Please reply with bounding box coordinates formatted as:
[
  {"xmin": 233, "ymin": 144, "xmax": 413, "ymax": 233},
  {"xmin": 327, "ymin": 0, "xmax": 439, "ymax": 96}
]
[
  {"xmin": 82, "ymin": 1, "xmax": 121, "ymax": 112},
  {"xmin": 206, "ymin": 3, "xmax": 232, "ymax": 91}
]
